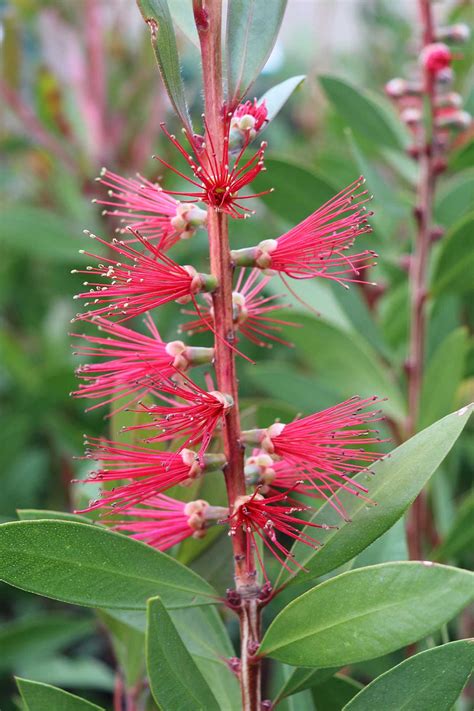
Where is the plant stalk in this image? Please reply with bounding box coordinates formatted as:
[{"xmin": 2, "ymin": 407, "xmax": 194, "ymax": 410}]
[
  {"xmin": 193, "ymin": 1, "xmax": 262, "ymax": 707},
  {"xmin": 406, "ymin": 0, "xmax": 437, "ymax": 559}
]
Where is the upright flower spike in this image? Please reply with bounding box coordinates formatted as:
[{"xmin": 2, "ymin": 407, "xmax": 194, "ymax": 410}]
[
  {"xmin": 78, "ymin": 438, "xmax": 226, "ymax": 512},
  {"xmin": 126, "ymin": 372, "xmax": 233, "ymax": 457},
  {"xmin": 108, "ymin": 495, "xmax": 228, "ymax": 550},
  {"xmin": 70, "ymin": 315, "xmax": 214, "ymax": 412},
  {"xmin": 226, "ymin": 488, "xmax": 323, "ymax": 577},
  {"xmin": 230, "ymin": 177, "xmax": 377, "ymax": 286},
  {"xmin": 180, "ymin": 269, "xmax": 297, "ymax": 348},
  {"xmin": 94, "ymin": 168, "xmax": 207, "ymax": 250},
  {"xmin": 155, "ymin": 118, "xmax": 270, "ymax": 218},
  {"xmin": 71, "ymin": 230, "xmax": 217, "ymax": 322},
  {"xmin": 242, "ymin": 396, "xmax": 384, "ymax": 517}
]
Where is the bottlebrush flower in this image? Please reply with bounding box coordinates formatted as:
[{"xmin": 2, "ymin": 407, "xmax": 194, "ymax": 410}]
[
  {"xmin": 230, "ymin": 177, "xmax": 377, "ymax": 286},
  {"xmin": 107, "ymin": 495, "xmax": 227, "ymax": 549},
  {"xmin": 229, "ymin": 99, "xmax": 268, "ymax": 150},
  {"xmin": 71, "ymin": 230, "xmax": 217, "ymax": 322},
  {"xmin": 155, "ymin": 120, "xmax": 270, "ymax": 218},
  {"xmin": 180, "ymin": 269, "xmax": 296, "ymax": 348},
  {"xmin": 420, "ymin": 43, "xmax": 452, "ymax": 73},
  {"xmin": 94, "ymin": 168, "xmax": 207, "ymax": 250},
  {"xmin": 78, "ymin": 439, "xmax": 225, "ymax": 512},
  {"xmin": 226, "ymin": 488, "xmax": 322, "ymax": 575},
  {"xmin": 242, "ymin": 397, "xmax": 384, "ymax": 518},
  {"xmin": 70, "ymin": 315, "xmax": 214, "ymax": 412},
  {"xmin": 125, "ymin": 372, "xmax": 233, "ymax": 458}
]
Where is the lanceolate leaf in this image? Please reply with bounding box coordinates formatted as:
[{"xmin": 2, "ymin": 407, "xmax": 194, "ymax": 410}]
[
  {"xmin": 259, "ymin": 75, "xmax": 306, "ymax": 125},
  {"xmin": 274, "ymin": 667, "xmax": 338, "ymax": 702},
  {"xmin": 0, "ymin": 520, "xmax": 216, "ymax": 610},
  {"xmin": 432, "ymin": 213, "xmax": 474, "ymax": 295},
  {"xmin": 146, "ymin": 597, "xmax": 220, "ymax": 711},
  {"xmin": 16, "ymin": 678, "xmax": 104, "ymax": 711},
  {"xmin": 260, "ymin": 562, "xmax": 474, "ymax": 667},
  {"xmin": 136, "ymin": 0, "xmax": 192, "ymax": 131},
  {"xmin": 343, "ymin": 640, "xmax": 474, "ymax": 711},
  {"xmin": 419, "ymin": 327, "xmax": 468, "ymax": 429},
  {"xmin": 319, "ymin": 75, "xmax": 402, "ymax": 148},
  {"xmin": 278, "ymin": 405, "xmax": 473, "ymax": 587},
  {"xmin": 226, "ymin": 0, "xmax": 287, "ymax": 106}
]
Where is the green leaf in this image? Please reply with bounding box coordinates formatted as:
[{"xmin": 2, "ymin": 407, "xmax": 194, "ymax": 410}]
[
  {"xmin": 319, "ymin": 76, "xmax": 402, "ymax": 148},
  {"xmin": 259, "ymin": 75, "xmax": 306, "ymax": 124},
  {"xmin": 432, "ymin": 213, "xmax": 474, "ymax": 295},
  {"xmin": 279, "ymin": 313, "xmax": 405, "ymax": 421},
  {"xmin": 252, "ymin": 157, "xmax": 336, "ymax": 223},
  {"xmin": 435, "ymin": 169, "xmax": 474, "ymax": 228},
  {"xmin": 275, "ymin": 667, "xmax": 337, "ymax": 702},
  {"xmin": 260, "ymin": 562, "xmax": 474, "ymax": 667},
  {"xmin": 0, "ymin": 520, "xmax": 216, "ymax": 610},
  {"xmin": 96, "ymin": 610, "xmax": 145, "ymax": 688},
  {"xmin": 18, "ymin": 656, "xmax": 114, "ymax": 692},
  {"xmin": 353, "ymin": 519, "xmax": 407, "ymax": 569},
  {"xmin": 432, "ymin": 490, "xmax": 474, "ymax": 562},
  {"xmin": 16, "ymin": 678, "xmax": 104, "ymax": 711},
  {"xmin": 280, "ymin": 405, "xmax": 472, "ymax": 586},
  {"xmin": 312, "ymin": 675, "xmax": 363, "ymax": 710},
  {"xmin": 0, "ymin": 615, "xmax": 93, "ymax": 673},
  {"xmin": 17, "ymin": 509, "xmax": 94, "ymax": 524},
  {"xmin": 419, "ymin": 328, "xmax": 468, "ymax": 429},
  {"xmin": 146, "ymin": 596, "xmax": 220, "ymax": 711},
  {"xmin": 168, "ymin": 0, "xmax": 199, "ymax": 47},
  {"xmin": 0, "ymin": 207, "xmax": 88, "ymax": 263},
  {"xmin": 226, "ymin": 0, "xmax": 287, "ymax": 105},
  {"xmin": 137, "ymin": 0, "xmax": 192, "ymax": 131},
  {"xmin": 343, "ymin": 640, "xmax": 474, "ymax": 711}
]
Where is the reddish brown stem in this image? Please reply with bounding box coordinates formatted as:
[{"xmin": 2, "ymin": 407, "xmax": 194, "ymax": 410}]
[
  {"xmin": 406, "ymin": 0, "xmax": 437, "ymax": 559},
  {"xmin": 193, "ymin": 1, "xmax": 262, "ymax": 708}
]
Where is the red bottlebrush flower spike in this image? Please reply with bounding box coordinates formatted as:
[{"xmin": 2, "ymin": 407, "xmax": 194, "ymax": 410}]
[
  {"xmin": 94, "ymin": 168, "xmax": 207, "ymax": 250},
  {"xmin": 78, "ymin": 438, "xmax": 225, "ymax": 513},
  {"xmin": 243, "ymin": 397, "xmax": 385, "ymax": 519},
  {"xmin": 156, "ymin": 119, "xmax": 270, "ymax": 218},
  {"xmin": 72, "ymin": 230, "xmax": 217, "ymax": 322},
  {"xmin": 126, "ymin": 372, "xmax": 233, "ymax": 458},
  {"xmin": 231, "ymin": 177, "xmax": 377, "ymax": 286},
  {"xmin": 226, "ymin": 488, "xmax": 322, "ymax": 578},
  {"xmin": 108, "ymin": 495, "xmax": 224, "ymax": 550},
  {"xmin": 181, "ymin": 269, "xmax": 297, "ymax": 348},
  {"xmin": 70, "ymin": 315, "xmax": 214, "ymax": 413}
]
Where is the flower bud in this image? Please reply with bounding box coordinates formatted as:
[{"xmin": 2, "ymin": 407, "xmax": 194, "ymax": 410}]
[
  {"xmin": 400, "ymin": 107, "xmax": 423, "ymax": 126},
  {"xmin": 385, "ymin": 78, "xmax": 422, "ymax": 99},
  {"xmin": 435, "ymin": 109, "xmax": 471, "ymax": 130},
  {"xmin": 436, "ymin": 24, "xmax": 470, "ymax": 44},
  {"xmin": 420, "ymin": 43, "xmax": 452, "ymax": 73}
]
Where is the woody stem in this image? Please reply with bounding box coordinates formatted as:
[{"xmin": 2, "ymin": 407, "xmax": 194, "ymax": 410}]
[
  {"xmin": 406, "ymin": 0, "xmax": 437, "ymax": 559},
  {"xmin": 193, "ymin": 2, "xmax": 262, "ymax": 709}
]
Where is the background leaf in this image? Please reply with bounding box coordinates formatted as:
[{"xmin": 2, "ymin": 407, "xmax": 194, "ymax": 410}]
[
  {"xmin": 146, "ymin": 596, "xmax": 220, "ymax": 711},
  {"xmin": 0, "ymin": 520, "xmax": 216, "ymax": 610},
  {"xmin": 137, "ymin": 0, "xmax": 192, "ymax": 131},
  {"xmin": 226, "ymin": 0, "xmax": 287, "ymax": 105},
  {"xmin": 260, "ymin": 562, "xmax": 474, "ymax": 666},
  {"xmin": 343, "ymin": 639, "xmax": 474, "ymax": 711},
  {"xmin": 432, "ymin": 214, "xmax": 474, "ymax": 295},
  {"xmin": 259, "ymin": 75, "xmax": 306, "ymax": 125},
  {"xmin": 16, "ymin": 678, "xmax": 104, "ymax": 711}
]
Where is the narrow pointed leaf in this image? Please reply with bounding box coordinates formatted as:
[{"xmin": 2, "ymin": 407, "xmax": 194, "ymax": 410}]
[
  {"xmin": 0, "ymin": 520, "xmax": 216, "ymax": 610},
  {"xmin": 343, "ymin": 639, "xmax": 474, "ymax": 711},
  {"xmin": 260, "ymin": 562, "xmax": 474, "ymax": 667},
  {"xmin": 259, "ymin": 75, "xmax": 306, "ymax": 125},
  {"xmin": 137, "ymin": 0, "xmax": 192, "ymax": 131},
  {"xmin": 226, "ymin": 0, "xmax": 287, "ymax": 106},
  {"xmin": 319, "ymin": 75, "xmax": 402, "ymax": 148},
  {"xmin": 16, "ymin": 678, "xmax": 104, "ymax": 711},
  {"xmin": 280, "ymin": 405, "xmax": 472, "ymax": 586},
  {"xmin": 275, "ymin": 667, "xmax": 337, "ymax": 702},
  {"xmin": 432, "ymin": 213, "xmax": 474, "ymax": 295},
  {"xmin": 146, "ymin": 596, "xmax": 220, "ymax": 711}
]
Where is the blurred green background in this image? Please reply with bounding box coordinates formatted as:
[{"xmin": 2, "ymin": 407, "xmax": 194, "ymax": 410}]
[{"xmin": 1, "ymin": 0, "xmax": 473, "ymax": 708}]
